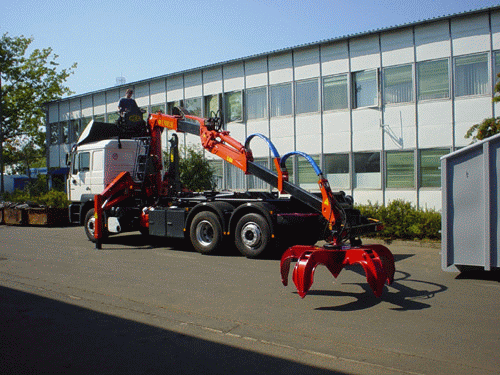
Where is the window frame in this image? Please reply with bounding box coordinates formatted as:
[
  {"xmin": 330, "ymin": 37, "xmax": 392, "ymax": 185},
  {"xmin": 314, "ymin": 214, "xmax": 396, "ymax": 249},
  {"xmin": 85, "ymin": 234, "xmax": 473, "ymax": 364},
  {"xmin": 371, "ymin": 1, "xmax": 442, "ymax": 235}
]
[
  {"xmin": 352, "ymin": 69, "xmax": 380, "ymax": 109},
  {"xmin": 419, "ymin": 148, "xmax": 449, "ymax": 188},
  {"xmin": 322, "ymin": 74, "xmax": 349, "ymax": 111},
  {"xmin": 270, "ymin": 82, "xmax": 293, "ymax": 118},
  {"xmin": 383, "ymin": 64, "xmax": 414, "ymax": 105},
  {"xmin": 386, "ymin": 150, "xmax": 415, "ymax": 189},
  {"xmin": 417, "ymin": 58, "xmax": 450, "ymax": 101},
  {"xmin": 295, "ymin": 78, "xmax": 319, "ymax": 115},
  {"xmin": 354, "ymin": 152, "xmax": 381, "ymax": 189},
  {"xmin": 224, "ymin": 90, "xmax": 243, "ymax": 123},
  {"xmin": 245, "ymin": 86, "xmax": 268, "ymax": 121},
  {"xmin": 454, "ymin": 53, "xmax": 490, "ymax": 98}
]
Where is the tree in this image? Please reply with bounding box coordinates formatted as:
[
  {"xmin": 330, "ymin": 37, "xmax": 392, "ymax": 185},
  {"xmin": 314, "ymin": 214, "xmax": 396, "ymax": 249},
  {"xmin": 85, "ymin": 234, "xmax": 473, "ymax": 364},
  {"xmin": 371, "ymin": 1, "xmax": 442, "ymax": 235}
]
[
  {"xmin": 0, "ymin": 33, "xmax": 77, "ymax": 191},
  {"xmin": 165, "ymin": 145, "xmax": 216, "ymax": 192},
  {"xmin": 465, "ymin": 72, "xmax": 500, "ymax": 142}
]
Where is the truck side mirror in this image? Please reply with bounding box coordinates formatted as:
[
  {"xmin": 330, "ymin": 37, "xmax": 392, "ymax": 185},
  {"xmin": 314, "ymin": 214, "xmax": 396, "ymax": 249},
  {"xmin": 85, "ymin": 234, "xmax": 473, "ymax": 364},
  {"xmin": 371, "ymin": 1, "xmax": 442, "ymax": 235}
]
[{"xmin": 65, "ymin": 153, "xmax": 71, "ymax": 166}]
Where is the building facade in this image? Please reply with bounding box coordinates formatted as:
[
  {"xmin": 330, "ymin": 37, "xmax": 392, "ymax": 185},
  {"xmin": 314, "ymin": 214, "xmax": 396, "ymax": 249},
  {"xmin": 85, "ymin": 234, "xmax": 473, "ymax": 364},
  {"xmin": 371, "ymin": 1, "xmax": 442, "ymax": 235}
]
[{"xmin": 46, "ymin": 6, "xmax": 500, "ymax": 210}]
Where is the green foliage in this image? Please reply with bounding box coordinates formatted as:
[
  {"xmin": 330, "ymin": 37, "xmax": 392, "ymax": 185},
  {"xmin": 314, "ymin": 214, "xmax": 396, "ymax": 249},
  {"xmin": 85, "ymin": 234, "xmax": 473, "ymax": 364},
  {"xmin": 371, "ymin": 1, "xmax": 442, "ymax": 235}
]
[
  {"xmin": 465, "ymin": 72, "xmax": 500, "ymax": 142},
  {"xmin": 465, "ymin": 117, "xmax": 500, "ymax": 142},
  {"xmin": 2, "ymin": 189, "xmax": 68, "ymax": 208},
  {"xmin": 1, "ymin": 33, "xmax": 77, "ymax": 171},
  {"xmin": 357, "ymin": 200, "xmax": 441, "ymax": 241},
  {"xmin": 165, "ymin": 145, "xmax": 216, "ymax": 192}
]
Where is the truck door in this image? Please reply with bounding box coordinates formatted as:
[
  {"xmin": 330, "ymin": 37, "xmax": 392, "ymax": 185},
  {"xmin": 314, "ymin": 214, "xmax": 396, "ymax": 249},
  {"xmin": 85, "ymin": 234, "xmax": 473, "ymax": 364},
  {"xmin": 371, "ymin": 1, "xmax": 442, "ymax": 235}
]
[{"xmin": 68, "ymin": 151, "xmax": 91, "ymax": 201}]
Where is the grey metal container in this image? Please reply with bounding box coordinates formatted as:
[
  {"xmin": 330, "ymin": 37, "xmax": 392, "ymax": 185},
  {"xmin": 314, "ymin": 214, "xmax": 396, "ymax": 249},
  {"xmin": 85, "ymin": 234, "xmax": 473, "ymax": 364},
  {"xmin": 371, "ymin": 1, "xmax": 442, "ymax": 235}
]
[{"xmin": 441, "ymin": 133, "xmax": 500, "ymax": 271}]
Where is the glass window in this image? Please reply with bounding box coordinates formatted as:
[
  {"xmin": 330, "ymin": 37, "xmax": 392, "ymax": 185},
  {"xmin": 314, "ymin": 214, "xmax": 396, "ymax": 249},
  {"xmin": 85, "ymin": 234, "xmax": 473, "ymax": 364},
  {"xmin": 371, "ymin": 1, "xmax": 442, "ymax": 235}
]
[
  {"xmin": 61, "ymin": 122, "xmax": 69, "ymax": 144},
  {"xmin": 353, "ymin": 70, "xmax": 378, "ymax": 108},
  {"xmin": 184, "ymin": 97, "xmax": 202, "ymax": 117},
  {"xmin": 167, "ymin": 100, "xmax": 182, "ymax": 115},
  {"xmin": 270, "ymin": 83, "xmax": 292, "ymax": 117},
  {"xmin": 420, "ymin": 148, "xmax": 449, "ymax": 188},
  {"xmin": 70, "ymin": 119, "xmax": 80, "ymax": 143},
  {"xmin": 204, "ymin": 94, "xmax": 221, "ymax": 118},
  {"xmin": 295, "ymin": 79, "xmax": 319, "ymax": 114},
  {"xmin": 246, "ymin": 87, "xmax": 267, "ymax": 120},
  {"xmin": 151, "ymin": 104, "xmax": 165, "ymax": 114},
  {"xmin": 384, "ymin": 64, "xmax": 413, "ymax": 104},
  {"xmin": 78, "ymin": 152, "xmax": 90, "ymax": 172},
  {"xmin": 386, "ymin": 151, "xmax": 415, "ymax": 188},
  {"xmin": 298, "ymin": 155, "xmax": 320, "ymax": 188},
  {"xmin": 50, "ymin": 123, "xmax": 59, "ymax": 145},
  {"xmin": 107, "ymin": 112, "xmax": 119, "ymax": 124},
  {"xmin": 94, "ymin": 114, "xmax": 105, "ymax": 122},
  {"xmin": 225, "ymin": 163, "xmax": 245, "ymax": 190},
  {"xmin": 324, "ymin": 153, "xmax": 350, "ymax": 189},
  {"xmin": 418, "ymin": 59, "xmax": 449, "ymax": 100},
  {"xmin": 208, "ymin": 160, "xmax": 223, "ymax": 190},
  {"xmin": 224, "ymin": 91, "xmax": 243, "ymax": 123},
  {"xmin": 354, "ymin": 152, "xmax": 381, "ymax": 189},
  {"xmin": 81, "ymin": 117, "xmax": 92, "ymax": 134},
  {"xmin": 455, "ymin": 54, "xmax": 489, "ymax": 97},
  {"xmin": 323, "ymin": 75, "xmax": 348, "ymax": 111},
  {"xmin": 248, "ymin": 158, "xmax": 270, "ymax": 190}
]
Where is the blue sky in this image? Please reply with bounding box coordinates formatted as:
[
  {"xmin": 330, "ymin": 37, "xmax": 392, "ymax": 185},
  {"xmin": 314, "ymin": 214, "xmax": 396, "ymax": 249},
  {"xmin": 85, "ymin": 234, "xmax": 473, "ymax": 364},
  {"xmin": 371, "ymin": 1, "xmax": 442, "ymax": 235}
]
[{"xmin": 2, "ymin": 0, "xmax": 500, "ymax": 96}]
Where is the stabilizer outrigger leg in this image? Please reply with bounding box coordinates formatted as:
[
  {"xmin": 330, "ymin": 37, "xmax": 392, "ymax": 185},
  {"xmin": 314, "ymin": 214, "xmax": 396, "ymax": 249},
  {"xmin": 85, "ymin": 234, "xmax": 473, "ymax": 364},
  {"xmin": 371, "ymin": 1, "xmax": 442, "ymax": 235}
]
[{"xmin": 280, "ymin": 243, "xmax": 395, "ymax": 298}]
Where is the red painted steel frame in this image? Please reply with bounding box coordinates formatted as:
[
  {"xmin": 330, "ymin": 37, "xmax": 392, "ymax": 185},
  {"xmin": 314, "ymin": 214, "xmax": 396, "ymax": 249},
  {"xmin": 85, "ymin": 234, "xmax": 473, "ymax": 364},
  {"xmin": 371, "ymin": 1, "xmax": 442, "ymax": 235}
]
[{"xmin": 280, "ymin": 244, "xmax": 395, "ymax": 298}]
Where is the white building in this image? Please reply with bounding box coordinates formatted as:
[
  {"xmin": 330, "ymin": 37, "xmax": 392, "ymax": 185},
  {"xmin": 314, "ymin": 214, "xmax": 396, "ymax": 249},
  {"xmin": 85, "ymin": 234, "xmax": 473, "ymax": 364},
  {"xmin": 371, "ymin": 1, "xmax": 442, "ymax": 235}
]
[{"xmin": 45, "ymin": 6, "xmax": 500, "ymax": 210}]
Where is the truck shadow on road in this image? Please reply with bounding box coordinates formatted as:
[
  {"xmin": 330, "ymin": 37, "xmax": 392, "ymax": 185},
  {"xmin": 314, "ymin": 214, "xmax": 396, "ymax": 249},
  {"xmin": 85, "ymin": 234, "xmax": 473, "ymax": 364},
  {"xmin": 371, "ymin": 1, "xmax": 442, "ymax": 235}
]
[{"xmin": 0, "ymin": 286, "xmax": 350, "ymax": 375}]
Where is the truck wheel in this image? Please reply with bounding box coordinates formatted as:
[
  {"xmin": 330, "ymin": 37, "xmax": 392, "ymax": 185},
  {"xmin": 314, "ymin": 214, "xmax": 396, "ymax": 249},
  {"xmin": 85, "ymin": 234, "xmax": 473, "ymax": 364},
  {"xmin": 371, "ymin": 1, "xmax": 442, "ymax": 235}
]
[
  {"xmin": 84, "ymin": 208, "xmax": 108, "ymax": 243},
  {"xmin": 189, "ymin": 211, "xmax": 222, "ymax": 255},
  {"xmin": 235, "ymin": 213, "xmax": 271, "ymax": 258}
]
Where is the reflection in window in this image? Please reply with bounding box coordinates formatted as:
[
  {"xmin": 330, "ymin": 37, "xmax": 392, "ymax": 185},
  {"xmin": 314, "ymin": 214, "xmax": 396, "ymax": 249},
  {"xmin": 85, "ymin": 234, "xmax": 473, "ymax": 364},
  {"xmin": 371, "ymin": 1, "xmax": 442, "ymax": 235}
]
[
  {"xmin": 78, "ymin": 152, "xmax": 90, "ymax": 173},
  {"xmin": 185, "ymin": 97, "xmax": 202, "ymax": 117},
  {"xmin": 353, "ymin": 70, "xmax": 378, "ymax": 108},
  {"xmin": 167, "ymin": 101, "xmax": 182, "ymax": 115},
  {"xmin": 208, "ymin": 160, "xmax": 223, "ymax": 190},
  {"xmin": 204, "ymin": 94, "xmax": 221, "ymax": 118},
  {"xmin": 386, "ymin": 151, "xmax": 414, "ymax": 188},
  {"xmin": 354, "ymin": 152, "xmax": 380, "ymax": 189},
  {"xmin": 94, "ymin": 114, "xmax": 105, "ymax": 123},
  {"xmin": 384, "ymin": 64, "xmax": 413, "ymax": 104},
  {"xmin": 224, "ymin": 91, "xmax": 243, "ymax": 123},
  {"xmin": 295, "ymin": 79, "xmax": 319, "ymax": 114},
  {"xmin": 323, "ymin": 75, "xmax": 348, "ymax": 111},
  {"xmin": 324, "ymin": 153, "xmax": 349, "ymax": 189},
  {"xmin": 420, "ymin": 148, "xmax": 449, "ymax": 188},
  {"xmin": 455, "ymin": 54, "xmax": 488, "ymax": 97},
  {"xmin": 298, "ymin": 155, "xmax": 320, "ymax": 188},
  {"xmin": 151, "ymin": 104, "xmax": 165, "ymax": 114},
  {"xmin": 50, "ymin": 123, "xmax": 59, "ymax": 145},
  {"xmin": 246, "ymin": 87, "xmax": 267, "ymax": 120},
  {"xmin": 270, "ymin": 83, "xmax": 292, "ymax": 117},
  {"xmin": 70, "ymin": 119, "xmax": 80, "ymax": 143},
  {"xmin": 418, "ymin": 59, "xmax": 449, "ymax": 100}
]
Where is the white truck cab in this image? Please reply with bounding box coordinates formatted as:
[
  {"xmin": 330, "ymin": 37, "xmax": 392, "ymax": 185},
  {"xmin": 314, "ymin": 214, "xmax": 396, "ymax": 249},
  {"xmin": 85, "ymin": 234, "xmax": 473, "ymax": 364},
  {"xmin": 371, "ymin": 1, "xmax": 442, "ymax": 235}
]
[{"xmin": 67, "ymin": 119, "xmax": 148, "ymax": 224}]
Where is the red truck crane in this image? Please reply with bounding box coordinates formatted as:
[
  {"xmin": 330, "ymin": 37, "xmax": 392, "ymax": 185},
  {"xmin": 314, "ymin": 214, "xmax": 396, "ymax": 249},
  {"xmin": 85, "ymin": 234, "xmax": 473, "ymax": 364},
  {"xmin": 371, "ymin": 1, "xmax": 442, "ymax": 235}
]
[{"xmin": 82, "ymin": 107, "xmax": 394, "ymax": 298}]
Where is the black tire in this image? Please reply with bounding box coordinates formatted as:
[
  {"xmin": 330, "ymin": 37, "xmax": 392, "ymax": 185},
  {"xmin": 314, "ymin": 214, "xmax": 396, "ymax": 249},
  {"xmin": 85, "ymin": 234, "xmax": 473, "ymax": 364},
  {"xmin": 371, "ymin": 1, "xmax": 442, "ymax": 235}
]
[
  {"xmin": 235, "ymin": 213, "xmax": 272, "ymax": 258},
  {"xmin": 84, "ymin": 208, "xmax": 108, "ymax": 243},
  {"xmin": 189, "ymin": 211, "xmax": 223, "ymax": 255}
]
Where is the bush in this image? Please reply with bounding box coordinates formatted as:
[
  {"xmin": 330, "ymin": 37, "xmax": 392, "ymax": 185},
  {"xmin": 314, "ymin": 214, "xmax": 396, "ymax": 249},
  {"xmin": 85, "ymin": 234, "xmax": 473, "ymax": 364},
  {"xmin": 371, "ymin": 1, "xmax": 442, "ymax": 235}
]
[
  {"xmin": 356, "ymin": 200, "xmax": 441, "ymax": 241},
  {"xmin": 2, "ymin": 189, "xmax": 69, "ymax": 209}
]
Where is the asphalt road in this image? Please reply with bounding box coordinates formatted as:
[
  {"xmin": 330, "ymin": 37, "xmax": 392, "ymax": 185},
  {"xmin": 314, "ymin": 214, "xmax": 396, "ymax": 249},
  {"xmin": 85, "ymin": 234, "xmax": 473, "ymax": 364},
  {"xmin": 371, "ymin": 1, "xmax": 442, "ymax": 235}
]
[{"xmin": 0, "ymin": 225, "xmax": 498, "ymax": 375}]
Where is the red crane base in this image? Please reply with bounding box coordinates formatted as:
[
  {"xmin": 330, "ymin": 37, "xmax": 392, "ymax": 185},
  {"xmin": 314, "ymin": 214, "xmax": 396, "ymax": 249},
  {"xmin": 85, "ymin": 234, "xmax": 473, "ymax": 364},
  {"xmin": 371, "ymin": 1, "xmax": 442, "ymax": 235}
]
[{"xmin": 280, "ymin": 244, "xmax": 395, "ymax": 298}]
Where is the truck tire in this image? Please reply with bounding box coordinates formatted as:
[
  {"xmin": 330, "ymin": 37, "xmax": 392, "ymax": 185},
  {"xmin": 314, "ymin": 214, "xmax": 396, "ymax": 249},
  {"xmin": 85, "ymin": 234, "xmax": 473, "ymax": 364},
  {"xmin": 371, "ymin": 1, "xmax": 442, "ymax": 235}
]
[
  {"xmin": 84, "ymin": 208, "xmax": 108, "ymax": 243},
  {"xmin": 189, "ymin": 211, "xmax": 222, "ymax": 255},
  {"xmin": 235, "ymin": 213, "xmax": 272, "ymax": 258}
]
